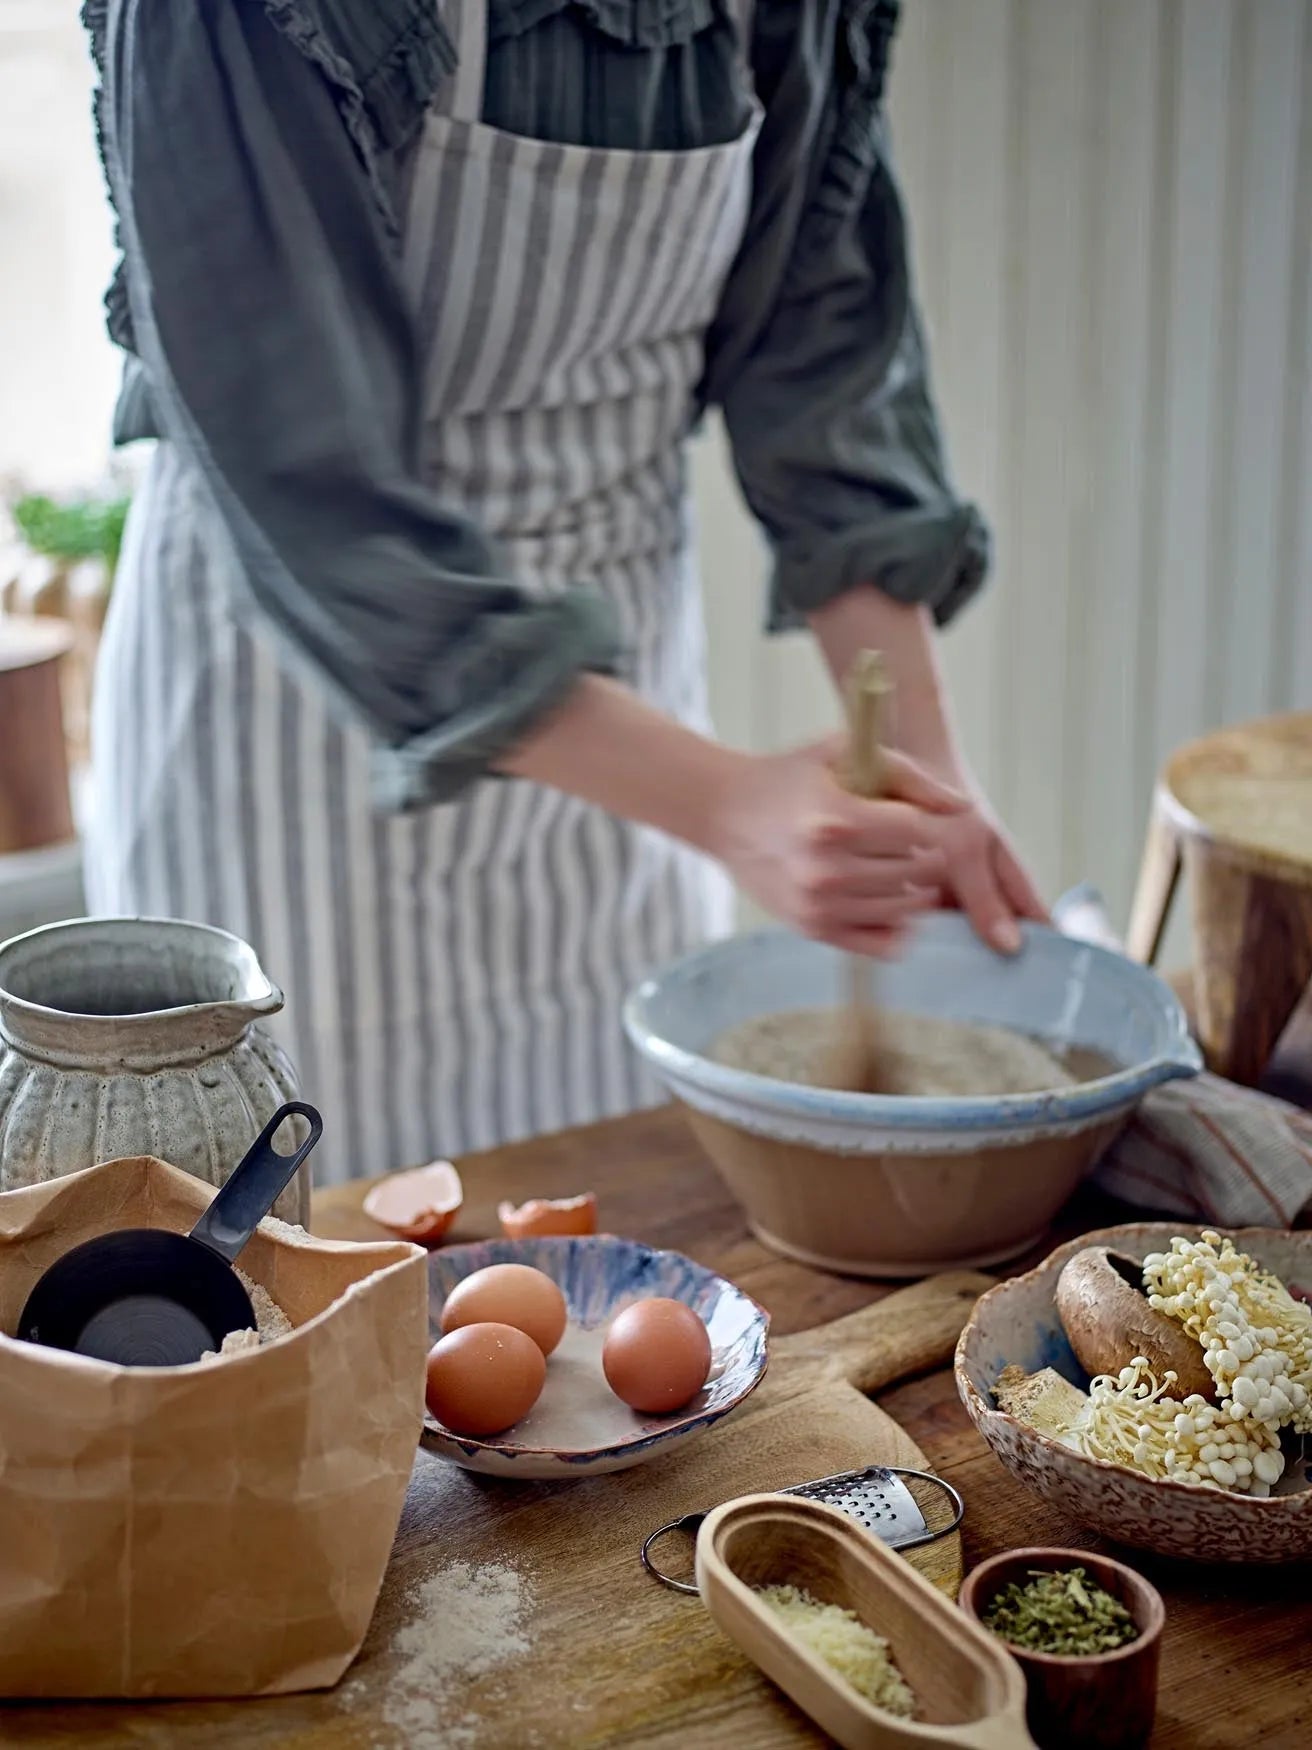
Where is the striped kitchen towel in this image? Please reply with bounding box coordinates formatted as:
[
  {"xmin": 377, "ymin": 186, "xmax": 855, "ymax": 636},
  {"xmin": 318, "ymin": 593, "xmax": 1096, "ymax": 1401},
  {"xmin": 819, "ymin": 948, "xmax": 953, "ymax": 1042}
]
[
  {"xmin": 1054, "ymin": 882, "xmax": 1312, "ymax": 1227},
  {"xmin": 1093, "ymin": 1073, "xmax": 1312, "ymax": 1228}
]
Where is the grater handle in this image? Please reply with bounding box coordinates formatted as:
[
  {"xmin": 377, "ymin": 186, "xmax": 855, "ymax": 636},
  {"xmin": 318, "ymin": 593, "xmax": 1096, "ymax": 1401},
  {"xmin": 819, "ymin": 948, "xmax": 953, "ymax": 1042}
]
[
  {"xmin": 641, "ymin": 1514, "xmax": 707, "ymax": 1595},
  {"xmin": 877, "ymin": 1467, "xmax": 965, "ymax": 1549}
]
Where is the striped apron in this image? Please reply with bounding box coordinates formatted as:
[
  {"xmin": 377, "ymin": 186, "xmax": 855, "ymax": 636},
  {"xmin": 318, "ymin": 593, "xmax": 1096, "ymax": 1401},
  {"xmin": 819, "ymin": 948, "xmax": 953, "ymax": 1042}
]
[{"xmin": 86, "ymin": 0, "xmax": 758, "ymax": 1184}]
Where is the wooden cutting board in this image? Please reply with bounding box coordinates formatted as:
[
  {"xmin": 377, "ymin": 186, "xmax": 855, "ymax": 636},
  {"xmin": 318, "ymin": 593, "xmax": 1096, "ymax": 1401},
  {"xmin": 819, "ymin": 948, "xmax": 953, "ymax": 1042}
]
[{"xmin": 349, "ymin": 1270, "xmax": 988, "ymax": 1750}]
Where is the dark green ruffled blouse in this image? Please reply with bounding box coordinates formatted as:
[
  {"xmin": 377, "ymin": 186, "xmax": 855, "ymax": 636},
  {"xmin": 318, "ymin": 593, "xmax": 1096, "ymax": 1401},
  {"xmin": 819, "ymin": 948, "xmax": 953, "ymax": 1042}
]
[{"xmin": 85, "ymin": 1, "xmax": 988, "ymax": 809}]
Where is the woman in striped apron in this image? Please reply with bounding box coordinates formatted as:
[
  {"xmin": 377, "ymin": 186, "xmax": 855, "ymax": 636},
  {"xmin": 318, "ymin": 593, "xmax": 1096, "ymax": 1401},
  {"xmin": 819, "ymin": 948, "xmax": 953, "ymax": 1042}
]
[{"xmin": 85, "ymin": 0, "xmax": 1043, "ymax": 1182}]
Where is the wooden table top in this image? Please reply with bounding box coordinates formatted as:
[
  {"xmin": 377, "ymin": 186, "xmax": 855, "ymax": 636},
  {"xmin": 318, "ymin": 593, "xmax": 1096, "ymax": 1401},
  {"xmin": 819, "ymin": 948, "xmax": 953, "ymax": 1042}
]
[
  {"xmin": 6, "ymin": 1104, "xmax": 1310, "ymax": 1747},
  {"xmin": 316, "ymin": 1108, "xmax": 1312, "ymax": 1750}
]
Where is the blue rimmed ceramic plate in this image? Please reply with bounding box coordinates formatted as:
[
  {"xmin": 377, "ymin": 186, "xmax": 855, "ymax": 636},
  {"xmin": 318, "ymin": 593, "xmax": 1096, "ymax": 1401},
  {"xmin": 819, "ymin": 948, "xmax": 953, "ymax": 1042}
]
[{"xmin": 422, "ymin": 1235, "xmax": 769, "ymax": 1478}]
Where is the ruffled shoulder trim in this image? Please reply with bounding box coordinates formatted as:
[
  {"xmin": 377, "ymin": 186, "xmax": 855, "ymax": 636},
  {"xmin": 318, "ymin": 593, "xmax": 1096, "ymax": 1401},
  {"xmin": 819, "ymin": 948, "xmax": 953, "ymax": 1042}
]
[
  {"xmin": 805, "ymin": 0, "xmax": 901, "ymax": 240},
  {"xmin": 81, "ymin": 2, "xmax": 134, "ymax": 355},
  {"xmin": 81, "ymin": 0, "xmax": 454, "ymax": 359},
  {"xmin": 490, "ymin": 1, "xmax": 718, "ymax": 51},
  {"xmin": 255, "ymin": 3, "xmax": 455, "ymax": 233}
]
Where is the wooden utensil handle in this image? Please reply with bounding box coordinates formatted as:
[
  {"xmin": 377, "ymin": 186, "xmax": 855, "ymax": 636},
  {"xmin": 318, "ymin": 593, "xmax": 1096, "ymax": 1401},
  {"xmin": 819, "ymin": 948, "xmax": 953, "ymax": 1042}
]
[
  {"xmin": 906, "ymin": 1712, "xmax": 1037, "ymax": 1749},
  {"xmin": 843, "ymin": 649, "xmax": 892, "ymax": 800},
  {"xmin": 777, "ymin": 1273, "xmax": 993, "ymax": 1396},
  {"xmin": 840, "ymin": 648, "xmax": 891, "ymax": 1055}
]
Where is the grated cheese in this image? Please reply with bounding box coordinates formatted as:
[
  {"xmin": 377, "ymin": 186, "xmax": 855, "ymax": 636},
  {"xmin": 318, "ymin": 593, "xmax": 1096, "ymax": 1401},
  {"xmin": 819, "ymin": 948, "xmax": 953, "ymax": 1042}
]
[{"xmin": 756, "ymin": 1584, "xmax": 917, "ymax": 1717}]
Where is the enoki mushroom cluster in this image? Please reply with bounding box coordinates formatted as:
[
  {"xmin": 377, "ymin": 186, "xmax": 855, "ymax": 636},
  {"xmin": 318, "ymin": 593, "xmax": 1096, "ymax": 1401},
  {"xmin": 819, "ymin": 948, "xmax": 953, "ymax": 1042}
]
[
  {"xmin": 1143, "ymin": 1233, "xmax": 1312, "ymax": 1438},
  {"xmin": 1079, "ymin": 1360, "xmax": 1285, "ymax": 1495}
]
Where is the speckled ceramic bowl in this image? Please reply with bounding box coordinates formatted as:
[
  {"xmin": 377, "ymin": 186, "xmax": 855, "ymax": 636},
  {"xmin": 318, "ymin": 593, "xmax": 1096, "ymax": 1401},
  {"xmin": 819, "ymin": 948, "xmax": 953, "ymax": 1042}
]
[
  {"xmin": 956, "ymin": 1224, "xmax": 1312, "ymax": 1563},
  {"xmin": 624, "ymin": 917, "xmax": 1201, "ymax": 1276},
  {"xmin": 421, "ymin": 1235, "xmax": 769, "ymax": 1479}
]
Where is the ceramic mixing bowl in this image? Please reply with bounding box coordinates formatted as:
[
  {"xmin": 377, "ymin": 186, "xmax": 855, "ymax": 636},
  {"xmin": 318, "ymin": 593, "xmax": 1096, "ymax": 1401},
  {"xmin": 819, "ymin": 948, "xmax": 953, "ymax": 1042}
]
[
  {"xmin": 624, "ymin": 916, "xmax": 1200, "ymax": 1276},
  {"xmin": 955, "ymin": 1224, "xmax": 1312, "ymax": 1563}
]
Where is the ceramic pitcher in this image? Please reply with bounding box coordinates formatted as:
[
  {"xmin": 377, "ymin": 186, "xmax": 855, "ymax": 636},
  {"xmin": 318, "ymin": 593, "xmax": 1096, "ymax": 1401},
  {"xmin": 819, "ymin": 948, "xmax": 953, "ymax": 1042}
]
[{"xmin": 0, "ymin": 917, "xmax": 308, "ymax": 1223}]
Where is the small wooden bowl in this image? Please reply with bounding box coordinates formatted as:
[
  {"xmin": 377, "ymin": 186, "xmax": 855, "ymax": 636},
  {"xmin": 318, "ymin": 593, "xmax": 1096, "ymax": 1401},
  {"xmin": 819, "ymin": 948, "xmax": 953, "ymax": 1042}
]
[
  {"xmin": 958, "ymin": 1548, "xmax": 1165, "ymax": 1750},
  {"xmin": 696, "ymin": 1494, "xmax": 1034, "ymax": 1748}
]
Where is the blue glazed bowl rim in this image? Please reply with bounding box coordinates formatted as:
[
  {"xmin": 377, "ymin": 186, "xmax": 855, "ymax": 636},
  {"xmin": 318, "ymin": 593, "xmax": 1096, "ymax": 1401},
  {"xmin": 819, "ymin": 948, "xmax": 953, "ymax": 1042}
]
[{"xmin": 623, "ymin": 918, "xmax": 1202, "ymax": 1134}]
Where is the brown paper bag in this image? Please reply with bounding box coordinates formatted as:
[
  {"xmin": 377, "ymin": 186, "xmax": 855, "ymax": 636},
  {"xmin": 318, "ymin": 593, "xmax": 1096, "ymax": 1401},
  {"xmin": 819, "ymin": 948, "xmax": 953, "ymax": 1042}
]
[{"xmin": 0, "ymin": 1154, "xmax": 428, "ymax": 1699}]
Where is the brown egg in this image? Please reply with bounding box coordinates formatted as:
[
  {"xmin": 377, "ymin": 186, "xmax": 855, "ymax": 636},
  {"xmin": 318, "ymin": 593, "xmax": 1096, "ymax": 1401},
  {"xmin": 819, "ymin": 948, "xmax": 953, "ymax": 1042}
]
[
  {"xmin": 602, "ymin": 1297, "xmax": 712, "ymax": 1415},
  {"xmin": 425, "ymin": 1323, "xmax": 546, "ymax": 1436},
  {"xmin": 440, "ymin": 1263, "xmax": 568, "ymax": 1357}
]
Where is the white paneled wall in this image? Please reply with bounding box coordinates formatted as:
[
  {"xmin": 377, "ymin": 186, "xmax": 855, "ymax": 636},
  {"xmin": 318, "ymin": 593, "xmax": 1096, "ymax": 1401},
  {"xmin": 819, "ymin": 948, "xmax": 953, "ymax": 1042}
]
[
  {"xmin": 0, "ymin": 6, "xmax": 117, "ymax": 488},
  {"xmin": 696, "ymin": 0, "xmax": 1312, "ymax": 938}
]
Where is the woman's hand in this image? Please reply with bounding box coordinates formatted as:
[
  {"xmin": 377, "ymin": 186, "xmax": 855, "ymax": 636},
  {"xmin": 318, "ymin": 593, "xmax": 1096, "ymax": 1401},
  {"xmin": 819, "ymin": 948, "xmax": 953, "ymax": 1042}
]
[
  {"xmin": 707, "ymin": 738, "xmax": 966, "ymax": 957},
  {"xmin": 807, "ymin": 588, "xmax": 1048, "ymax": 957},
  {"xmin": 920, "ymin": 785, "xmax": 1048, "ymax": 955}
]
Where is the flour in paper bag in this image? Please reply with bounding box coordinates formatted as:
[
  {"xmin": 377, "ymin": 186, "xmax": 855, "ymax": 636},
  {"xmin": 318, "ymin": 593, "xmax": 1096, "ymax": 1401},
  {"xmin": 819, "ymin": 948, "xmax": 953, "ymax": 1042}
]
[{"xmin": 198, "ymin": 1269, "xmax": 294, "ymax": 1360}]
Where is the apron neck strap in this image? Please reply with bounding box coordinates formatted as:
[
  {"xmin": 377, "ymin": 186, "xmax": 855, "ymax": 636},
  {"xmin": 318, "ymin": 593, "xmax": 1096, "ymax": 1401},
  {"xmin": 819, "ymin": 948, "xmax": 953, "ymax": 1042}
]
[{"xmin": 444, "ymin": 0, "xmax": 489, "ymax": 124}]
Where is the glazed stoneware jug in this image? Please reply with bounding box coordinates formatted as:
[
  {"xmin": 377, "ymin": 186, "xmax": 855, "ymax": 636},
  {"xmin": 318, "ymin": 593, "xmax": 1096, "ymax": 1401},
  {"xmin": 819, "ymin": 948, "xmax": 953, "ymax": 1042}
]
[{"xmin": 0, "ymin": 917, "xmax": 308, "ymax": 1224}]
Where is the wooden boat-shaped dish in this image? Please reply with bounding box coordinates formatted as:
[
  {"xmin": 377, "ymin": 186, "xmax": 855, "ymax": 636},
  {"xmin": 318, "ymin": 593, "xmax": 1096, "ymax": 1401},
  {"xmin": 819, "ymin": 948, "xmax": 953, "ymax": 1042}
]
[{"xmin": 695, "ymin": 1495, "xmax": 1034, "ymax": 1749}]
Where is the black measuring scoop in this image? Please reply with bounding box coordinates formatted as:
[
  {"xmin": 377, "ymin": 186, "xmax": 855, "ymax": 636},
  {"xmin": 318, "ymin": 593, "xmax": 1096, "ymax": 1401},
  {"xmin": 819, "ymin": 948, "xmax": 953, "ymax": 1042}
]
[{"xmin": 18, "ymin": 1101, "xmax": 322, "ymax": 1367}]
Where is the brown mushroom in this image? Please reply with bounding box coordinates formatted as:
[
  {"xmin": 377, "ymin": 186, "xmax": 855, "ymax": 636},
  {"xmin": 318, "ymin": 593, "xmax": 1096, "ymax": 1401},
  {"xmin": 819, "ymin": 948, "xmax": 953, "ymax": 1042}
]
[{"xmin": 1054, "ymin": 1245, "xmax": 1216, "ymax": 1401}]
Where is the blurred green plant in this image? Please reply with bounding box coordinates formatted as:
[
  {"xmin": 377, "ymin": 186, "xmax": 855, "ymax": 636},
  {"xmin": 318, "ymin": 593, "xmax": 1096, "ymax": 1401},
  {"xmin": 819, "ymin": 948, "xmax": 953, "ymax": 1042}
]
[{"xmin": 10, "ymin": 493, "xmax": 131, "ymax": 574}]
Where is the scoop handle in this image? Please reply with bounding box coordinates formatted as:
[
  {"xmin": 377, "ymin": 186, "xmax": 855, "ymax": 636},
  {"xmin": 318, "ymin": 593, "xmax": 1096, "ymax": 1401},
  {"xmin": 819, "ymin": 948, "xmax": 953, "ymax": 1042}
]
[
  {"xmin": 907, "ymin": 1710, "xmax": 1037, "ymax": 1749},
  {"xmin": 189, "ymin": 1101, "xmax": 322, "ymax": 1264}
]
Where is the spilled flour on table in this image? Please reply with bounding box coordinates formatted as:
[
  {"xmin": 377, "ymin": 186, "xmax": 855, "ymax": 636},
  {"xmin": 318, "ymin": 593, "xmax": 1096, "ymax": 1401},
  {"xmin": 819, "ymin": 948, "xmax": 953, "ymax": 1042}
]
[{"xmin": 345, "ymin": 1560, "xmax": 537, "ymax": 1749}]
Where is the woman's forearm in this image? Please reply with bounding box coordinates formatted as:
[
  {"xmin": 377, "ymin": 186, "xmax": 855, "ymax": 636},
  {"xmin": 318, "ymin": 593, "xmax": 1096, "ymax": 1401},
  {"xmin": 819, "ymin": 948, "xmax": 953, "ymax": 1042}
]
[
  {"xmin": 499, "ymin": 675, "xmax": 746, "ymax": 854},
  {"xmin": 807, "ymin": 587, "xmax": 965, "ymax": 781},
  {"xmin": 501, "ymin": 668, "xmax": 979, "ymax": 956},
  {"xmin": 508, "ymin": 593, "xmax": 962, "ymax": 847}
]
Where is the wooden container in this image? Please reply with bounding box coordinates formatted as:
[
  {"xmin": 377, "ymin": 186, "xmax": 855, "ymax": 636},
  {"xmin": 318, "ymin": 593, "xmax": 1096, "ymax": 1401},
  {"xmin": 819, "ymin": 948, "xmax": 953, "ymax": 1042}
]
[
  {"xmin": 0, "ymin": 616, "xmax": 74, "ymax": 853},
  {"xmin": 3, "ymin": 555, "xmax": 111, "ymax": 771},
  {"xmin": 957, "ymin": 1548, "xmax": 1165, "ymax": 1750},
  {"xmin": 1127, "ymin": 711, "xmax": 1312, "ymax": 1085},
  {"xmin": 696, "ymin": 1494, "xmax": 1033, "ymax": 1749}
]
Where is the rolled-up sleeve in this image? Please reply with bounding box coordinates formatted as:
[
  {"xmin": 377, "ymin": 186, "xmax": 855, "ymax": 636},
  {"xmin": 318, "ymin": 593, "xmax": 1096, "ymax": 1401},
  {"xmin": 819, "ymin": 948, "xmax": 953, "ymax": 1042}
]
[
  {"xmin": 100, "ymin": 0, "xmax": 621, "ymax": 811},
  {"xmin": 712, "ymin": 0, "xmax": 990, "ymax": 633}
]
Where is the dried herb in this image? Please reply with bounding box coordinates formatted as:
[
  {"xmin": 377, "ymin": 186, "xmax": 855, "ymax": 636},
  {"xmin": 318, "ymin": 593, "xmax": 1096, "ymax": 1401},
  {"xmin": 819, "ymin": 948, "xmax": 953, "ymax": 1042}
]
[{"xmin": 980, "ymin": 1567, "xmax": 1138, "ymax": 1657}]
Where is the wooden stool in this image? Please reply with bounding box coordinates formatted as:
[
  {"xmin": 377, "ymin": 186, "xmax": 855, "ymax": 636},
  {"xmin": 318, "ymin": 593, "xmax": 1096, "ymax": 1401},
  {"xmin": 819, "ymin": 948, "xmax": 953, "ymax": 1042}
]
[
  {"xmin": 0, "ymin": 616, "xmax": 74, "ymax": 855},
  {"xmin": 1127, "ymin": 712, "xmax": 1312, "ymax": 1086}
]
